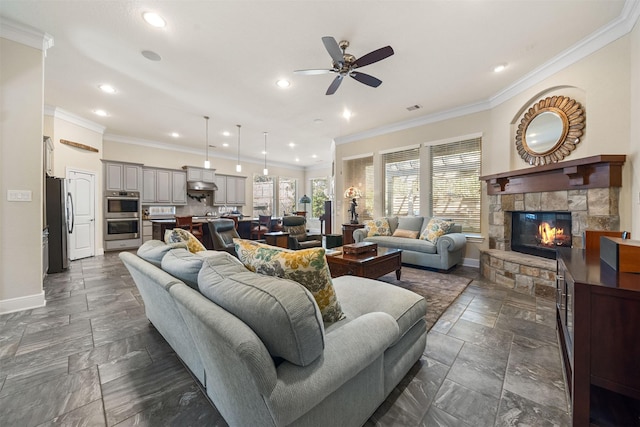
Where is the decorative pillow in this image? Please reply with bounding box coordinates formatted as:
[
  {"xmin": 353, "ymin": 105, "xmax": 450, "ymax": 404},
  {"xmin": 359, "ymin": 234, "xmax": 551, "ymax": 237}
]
[
  {"xmin": 392, "ymin": 228, "xmax": 419, "ymax": 239},
  {"xmin": 420, "ymin": 218, "xmax": 454, "ymax": 244},
  {"xmin": 364, "ymin": 218, "xmax": 392, "ymax": 237},
  {"xmin": 233, "ymin": 239, "xmax": 345, "ymax": 322},
  {"xmin": 164, "ymin": 228, "xmax": 206, "ymax": 253},
  {"xmin": 137, "ymin": 240, "xmax": 187, "ymax": 267}
]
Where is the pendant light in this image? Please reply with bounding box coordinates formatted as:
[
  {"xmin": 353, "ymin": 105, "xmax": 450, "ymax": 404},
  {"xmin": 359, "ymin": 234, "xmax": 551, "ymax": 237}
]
[
  {"xmin": 203, "ymin": 116, "xmax": 211, "ymax": 169},
  {"xmin": 236, "ymin": 124, "xmax": 242, "ymax": 173},
  {"xmin": 263, "ymin": 131, "xmax": 269, "ymax": 176}
]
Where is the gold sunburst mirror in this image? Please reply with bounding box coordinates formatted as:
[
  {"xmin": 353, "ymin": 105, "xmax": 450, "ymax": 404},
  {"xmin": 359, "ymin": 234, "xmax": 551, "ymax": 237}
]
[{"xmin": 515, "ymin": 96, "xmax": 585, "ymax": 166}]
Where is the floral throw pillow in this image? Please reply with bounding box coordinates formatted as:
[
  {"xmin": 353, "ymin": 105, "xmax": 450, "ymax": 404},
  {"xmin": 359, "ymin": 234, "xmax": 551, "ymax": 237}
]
[
  {"xmin": 364, "ymin": 218, "xmax": 392, "ymax": 237},
  {"xmin": 234, "ymin": 239, "xmax": 345, "ymax": 322},
  {"xmin": 164, "ymin": 228, "xmax": 206, "ymax": 253},
  {"xmin": 420, "ymin": 218, "xmax": 454, "ymax": 244}
]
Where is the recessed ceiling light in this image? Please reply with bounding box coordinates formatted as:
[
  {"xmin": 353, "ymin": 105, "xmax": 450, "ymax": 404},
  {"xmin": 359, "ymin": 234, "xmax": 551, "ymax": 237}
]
[
  {"xmin": 99, "ymin": 84, "xmax": 116, "ymax": 94},
  {"xmin": 222, "ymin": 131, "xmax": 230, "ymax": 137},
  {"xmin": 342, "ymin": 109, "xmax": 352, "ymax": 120},
  {"xmin": 261, "ymin": 150, "xmax": 267, "ymax": 155},
  {"xmin": 222, "ymin": 143, "xmax": 229, "ymax": 147},
  {"xmin": 312, "ymin": 154, "xmax": 317, "ymax": 159},
  {"xmin": 288, "ymin": 142, "xmax": 295, "ymax": 148},
  {"xmin": 276, "ymin": 79, "xmax": 290, "ymax": 88},
  {"xmin": 142, "ymin": 12, "xmax": 166, "ymax": 28},
  {"xmin": 493, "ymin": 63, "xmax": 507, "ymax": 73},
  {"xmin": 141, "ymin": 50, "xmax": 162, "ymax": 61},
  {"xmin": 171, "ymin": 132, "xmax": 179, "ymax": 138},
  {"xmin": 93, "ymin": 109, "xmax": 108, "ymax": 117},
  {"xmin": 295, "ymin": 157, "xmax": 300, "ymax": 162}
]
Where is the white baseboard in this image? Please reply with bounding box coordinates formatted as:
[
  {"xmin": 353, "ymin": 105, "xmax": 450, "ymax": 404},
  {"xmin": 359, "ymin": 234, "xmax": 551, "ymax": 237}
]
[
  {"xmin": 96, "ymin": 247, "xmax": 105, "ymax": 256},
  {"xmin": 0, "ymin": 291, "xmax": 46, "ymax": 314},
  {"xmin": 462, "ymin": 257, "xmax": 480, "ymax": 269}
]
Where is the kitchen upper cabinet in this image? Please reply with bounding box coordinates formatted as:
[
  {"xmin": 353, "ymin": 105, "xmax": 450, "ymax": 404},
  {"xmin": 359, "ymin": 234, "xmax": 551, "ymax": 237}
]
[
  {"xmin": 142, "ymin": 168, "xmax": 186, "ymax": 205},
  {"xmin": 184, "ymin": 166, "xmax": 215, "ymax": 183},
  {"xmin": 104, "ymin": 161, "xmax": 142, "ymax": 192},
  {"xmin": 171, "ymin": 170, "xmax": 187, "ymax": 204},
  {"xmin": 214, "ymin": 175, "xmax": 227, "ymax": 205},
  {"xmin": 225, "ymin": 176, "xmax": 246, "ymax": 205}
]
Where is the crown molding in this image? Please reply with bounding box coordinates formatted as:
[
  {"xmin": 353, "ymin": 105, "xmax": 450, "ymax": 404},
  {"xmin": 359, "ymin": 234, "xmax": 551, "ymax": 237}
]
[
  {"xmin": 0, "ymin": 16, "xmax": 53, "ymax": 55},
  {"xmin": 44, "ymin": 105, "xmax": 106, "ymax": 134},
  {"xmin": 104, "ymin": 133, "xmax": 306, "ymax": 171},
  {"xmin": 335, "ymin": 0, "xmax": 640, "ymax": 146}
]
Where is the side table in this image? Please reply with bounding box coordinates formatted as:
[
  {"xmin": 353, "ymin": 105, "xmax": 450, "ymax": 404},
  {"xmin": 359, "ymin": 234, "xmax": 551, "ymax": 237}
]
[{"xmin": 342, "ymin": 223, "xmax": 365, "ymax": 245}]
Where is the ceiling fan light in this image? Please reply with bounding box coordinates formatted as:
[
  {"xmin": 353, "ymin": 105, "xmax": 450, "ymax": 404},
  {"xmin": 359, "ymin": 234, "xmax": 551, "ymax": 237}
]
[{"xmin": 276, "ymin": 79, "xmax": 290, "ymax": 88}]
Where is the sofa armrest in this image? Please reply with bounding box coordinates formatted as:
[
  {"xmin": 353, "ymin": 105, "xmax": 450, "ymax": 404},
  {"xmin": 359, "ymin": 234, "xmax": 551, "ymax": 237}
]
[
  {"xmin": 267, "ymin": 312, "xmax": 398, "ymax": 425},
  {"xmin": 353, "ymin": 228, "xmax": 367, "ymax": 243},
  {"xmin": 437, "ymin": 232, "xmax": 467, "ymax": 253}
]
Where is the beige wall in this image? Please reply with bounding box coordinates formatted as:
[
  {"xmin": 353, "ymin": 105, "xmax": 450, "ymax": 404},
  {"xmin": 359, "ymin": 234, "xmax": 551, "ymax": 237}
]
[
  {"xmin": 44, "ymin": 111, "xmax": 105, "ymax": 253},
  {"xmin": 630, "ymin": 19, "xmax": 640, "ymax": 235},
  {"xmin": 335, "ymin": 32, "xmax": 637, "ymax": 265},
  {"xmin": 0, "ymin": 37, "xmax": 45, "ymax": 311}
]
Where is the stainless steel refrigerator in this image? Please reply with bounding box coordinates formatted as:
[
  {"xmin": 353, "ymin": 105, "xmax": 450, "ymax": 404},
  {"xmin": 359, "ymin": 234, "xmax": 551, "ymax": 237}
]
[{"xmin": 46, "ymin": 176, "xmax": 73, "ymax": 272}]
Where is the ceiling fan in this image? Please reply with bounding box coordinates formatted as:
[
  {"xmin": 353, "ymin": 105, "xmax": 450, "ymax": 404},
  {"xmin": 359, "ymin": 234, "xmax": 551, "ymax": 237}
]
[{"xmin": 295, "ymin": 36, "xmax": 394, "ymax": 95}]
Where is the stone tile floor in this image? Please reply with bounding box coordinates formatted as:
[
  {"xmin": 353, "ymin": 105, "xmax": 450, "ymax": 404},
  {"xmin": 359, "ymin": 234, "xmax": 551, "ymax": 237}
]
[{"xmin": 0, "ymin": 251, "xmax": 570, "ymax": 426}]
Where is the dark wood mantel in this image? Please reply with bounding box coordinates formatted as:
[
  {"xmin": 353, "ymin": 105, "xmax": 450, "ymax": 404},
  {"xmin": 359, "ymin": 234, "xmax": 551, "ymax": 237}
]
[{"xmin": 480, "ymin": 155, "xmax": 626, "ymax": 195}]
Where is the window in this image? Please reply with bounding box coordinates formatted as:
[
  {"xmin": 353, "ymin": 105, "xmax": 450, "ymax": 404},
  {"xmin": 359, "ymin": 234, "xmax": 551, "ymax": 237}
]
[
  {"xmin": 343, "ymin": 156, "xmax": 374, "ymax": 221},
  {"xmin": 252, "ymin": 175, "xmax": 274, "ymax": 217},
  {"xmin": 383, "ymin": 148, "xmax": 420, "ymax": 216},
  {"xmin": 429, "ymin": 137, "xmax": 481, "ymax": 233},
  {"xmin": 278, "ymin": 177, "xmax": 297, "ymax": 216},
  {"xmin": 310, "ymin": 178, "xmax": 329, "ymax": 218}
]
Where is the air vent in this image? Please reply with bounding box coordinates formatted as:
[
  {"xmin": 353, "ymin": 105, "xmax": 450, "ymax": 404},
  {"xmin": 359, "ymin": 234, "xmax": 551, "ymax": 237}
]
[{"xmin": 406, "ymin": 104, "xmax": 422, "ymax": 111}]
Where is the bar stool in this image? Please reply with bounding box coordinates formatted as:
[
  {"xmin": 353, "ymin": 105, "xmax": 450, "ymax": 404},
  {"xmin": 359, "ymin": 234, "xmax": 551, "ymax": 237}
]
[{"xmin": 175, "ymin": 216, "xmax": 204, "ymax": 242}]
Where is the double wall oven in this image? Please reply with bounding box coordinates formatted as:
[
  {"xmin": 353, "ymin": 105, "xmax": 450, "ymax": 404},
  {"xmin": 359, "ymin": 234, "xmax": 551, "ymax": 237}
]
[{"xmin": 104, "ymin": 191, "xmax": 140, "ymax": 241}]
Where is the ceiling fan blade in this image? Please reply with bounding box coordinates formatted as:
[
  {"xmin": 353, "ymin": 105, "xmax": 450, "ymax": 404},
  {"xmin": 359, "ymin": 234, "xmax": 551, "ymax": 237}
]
[
  {"xmin": 294, "ymin": 69, "xmax": 334, "ymax": 75},
  {"xmin": 326, "ymin": 75, "xmax": 343, "ymax": 95},
  {"xmin": 350, "ymin": 71, "xmax": 382, "ymax": 88},
  {"xmin": 353, "ymin": 45, "xmax": 394, "ymax": 68},
  {"xmin": 322, "ymin": 36, "xmax": 344, "ymax": 65}
]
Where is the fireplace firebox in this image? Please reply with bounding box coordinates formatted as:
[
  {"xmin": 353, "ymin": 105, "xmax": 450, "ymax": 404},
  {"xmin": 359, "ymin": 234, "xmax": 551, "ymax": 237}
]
[{"xmin": 511, "ymin": 211, "xmax": 572, "ymax": 259}]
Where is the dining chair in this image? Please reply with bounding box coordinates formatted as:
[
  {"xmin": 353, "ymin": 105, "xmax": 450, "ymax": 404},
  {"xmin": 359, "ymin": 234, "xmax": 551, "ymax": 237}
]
[
  {"xmin": 175, "ymin": 216, "xmax": 204, "ymax": 242},
  {"xmin": 250, "ymin": 215, "xmax": 271, "ymax": 240}
]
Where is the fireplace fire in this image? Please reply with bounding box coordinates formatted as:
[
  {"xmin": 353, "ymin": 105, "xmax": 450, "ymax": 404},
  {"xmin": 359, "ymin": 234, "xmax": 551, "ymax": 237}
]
[{"xmin": 511, "ymin": 211, "xmax": 572, "ymax": 259}]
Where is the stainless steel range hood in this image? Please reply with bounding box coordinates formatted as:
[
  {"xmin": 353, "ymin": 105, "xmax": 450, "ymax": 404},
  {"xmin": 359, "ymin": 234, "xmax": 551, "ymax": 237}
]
[{"xmin": 187, "ymin": 181, "xmax": 218, "ymax": 191}]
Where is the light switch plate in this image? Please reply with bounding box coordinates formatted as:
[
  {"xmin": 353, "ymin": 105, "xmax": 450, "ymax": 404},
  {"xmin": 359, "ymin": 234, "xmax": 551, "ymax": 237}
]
[{"xmin": 7, "ymin": 190, "xmax": 32, "ymax": 201}]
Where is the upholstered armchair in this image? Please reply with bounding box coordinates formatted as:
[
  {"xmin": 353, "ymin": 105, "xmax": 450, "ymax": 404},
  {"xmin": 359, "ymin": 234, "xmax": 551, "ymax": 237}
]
[
  {"xmin": 208, "ymin": 219, "xmax": 240, "ymax": 257},
  {"xmin": 281, "ymin": 215, "xmax": 322, "ymax": 250}
]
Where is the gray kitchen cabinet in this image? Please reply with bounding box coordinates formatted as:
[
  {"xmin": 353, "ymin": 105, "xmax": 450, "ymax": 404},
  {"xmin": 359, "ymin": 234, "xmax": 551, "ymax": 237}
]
[
  {"xmin": 104, "ymin": 161, "xmax": 142, "ymax": 192},
  {"xmin": 184, "ymin": 166, "xmax": 215, "ymax": 183},
  {"xmin": 214, "ymin": 175, "xmax": 227, "ymax": 205},
  {"xmin": 224, "ymin": 176, "xmax": 246, "ymax": 205},
  {"xmin": 142, "ymin": 168, "xmax": 186, "ymax": 205},
  {"xmin": 171, "ymin": 170, "xmax": 187, "ymax": 204}
]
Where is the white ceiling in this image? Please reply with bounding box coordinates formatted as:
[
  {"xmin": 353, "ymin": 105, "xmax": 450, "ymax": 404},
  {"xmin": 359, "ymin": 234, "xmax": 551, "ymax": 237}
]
[{"xmin": 0, "ymin": 0, "xmax": 633, "ymax": 169}]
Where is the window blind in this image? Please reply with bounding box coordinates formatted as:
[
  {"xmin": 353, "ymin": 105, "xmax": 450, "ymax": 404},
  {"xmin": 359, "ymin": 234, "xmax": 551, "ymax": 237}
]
[
  {"xmin": 429, "ymin": 138, "xmax": 481, "ymax": 233},
  {"xmin": 382, "ymin": 148, "xmax": 420, "ymax": 216}
]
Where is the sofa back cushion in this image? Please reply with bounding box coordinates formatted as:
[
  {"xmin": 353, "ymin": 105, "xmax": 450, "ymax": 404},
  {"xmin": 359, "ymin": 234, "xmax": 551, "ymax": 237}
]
[
  {"xmin": 160, "ymin": 248, "xmax": 245, "ymax": 290},
  {"xmin": 137, "ymin": 240, "xmax": 187, "ymax": 267},
  {"xmin": 198, "ymin": 266, "xmax": 325, "ymax": 367},
  {"xmin": 397, "ymin": 216, "xmax": 424, "ymax": 233},
  {"xmin": 233, "ymin": 239, "xmax": 345, "ymax": 323}
]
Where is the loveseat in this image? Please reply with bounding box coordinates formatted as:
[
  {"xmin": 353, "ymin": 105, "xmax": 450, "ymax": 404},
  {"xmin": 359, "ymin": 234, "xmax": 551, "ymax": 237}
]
[
  {"xmin": 120, "ymin": 239, "xmax": 427, "ymax": 426},
  {"xmin": 353, "ymin": 216, "xmax": 467, "ymax": 271}
]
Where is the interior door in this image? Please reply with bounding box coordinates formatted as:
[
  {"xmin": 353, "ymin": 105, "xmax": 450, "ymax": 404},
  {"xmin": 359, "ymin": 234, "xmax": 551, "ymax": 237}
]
[{"xmin": 67, "ymin": 169, "xmax": 95, "ymax": 260}]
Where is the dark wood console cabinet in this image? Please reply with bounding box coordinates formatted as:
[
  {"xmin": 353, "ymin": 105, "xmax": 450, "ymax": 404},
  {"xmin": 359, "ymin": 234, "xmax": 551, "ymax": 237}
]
[
  {"xmin": 342, "ymin": 223, "xmax": 365, "ymax": 245},
  {"xmin": 556, "ymin": 248, "xmax": 640, "ymax": 426}
]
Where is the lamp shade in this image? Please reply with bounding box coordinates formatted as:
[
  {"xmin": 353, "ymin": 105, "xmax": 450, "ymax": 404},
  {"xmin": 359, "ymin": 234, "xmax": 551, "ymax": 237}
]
[
  {"xmin": 299, "ymin": 194, "xmax": 311, "ymax": 204},
  {"xmin": 344, "ymin": 187, "xmax": 362, "ymax": 199}
]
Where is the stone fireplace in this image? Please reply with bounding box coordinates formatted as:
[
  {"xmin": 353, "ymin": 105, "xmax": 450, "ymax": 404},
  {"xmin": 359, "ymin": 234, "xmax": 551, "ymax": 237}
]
[
  {"xmin": 480, "ymin": 155, "xmax": 625, "ymax": 300},
  {"xmin": 511, "ymin": 210, "xmax": 572, "ymax": 259}
]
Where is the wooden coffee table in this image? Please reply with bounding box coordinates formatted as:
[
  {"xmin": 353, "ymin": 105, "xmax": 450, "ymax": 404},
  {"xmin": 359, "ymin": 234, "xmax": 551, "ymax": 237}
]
[{"xmin": 325, "ymin": 247, "xmax": 402, "ymax": 280}]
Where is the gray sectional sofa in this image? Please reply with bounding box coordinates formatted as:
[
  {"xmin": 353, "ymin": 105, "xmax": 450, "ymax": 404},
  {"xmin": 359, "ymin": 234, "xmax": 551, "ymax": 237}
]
[
  {"xmin": 120, "ymin": 240, "xmax": 427, "ymax": 427},
  {"xmin": 353, "ymin": 216, "xmax": 467, "ymax": 271}
]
